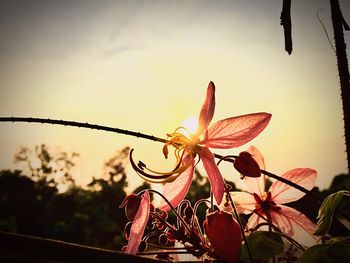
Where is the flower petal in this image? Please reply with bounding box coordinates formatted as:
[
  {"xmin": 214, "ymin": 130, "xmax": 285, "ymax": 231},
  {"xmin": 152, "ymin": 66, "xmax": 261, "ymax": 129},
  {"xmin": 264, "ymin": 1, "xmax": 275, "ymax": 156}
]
[
  {"xmin": 200, "ymin": 147, "xmax": 225, "ymax": 205},
  {"xmin": 125, "ymin": 191, "xmax": 150, "ymax": 255},
  {"xmin": 270, "ymin": 209, "xmax": 293, "ymax": 236},
  {"xmin": 247, "ymin": 145, "xmax": 265, "ymax": 170},
  {"xmin": 246, "ymin": 212, "xmax": 263, "ymax": 231},
  {"xmin": 272, "ymin": 205, "xmax": 318, "ymax": 245},
  {"xmin": 196, "ymin": 81, "xmax": 216, "ymax": 136},
  {"xmin": 230, "ymin": 191, "xmax": 256, "ymax": 214},
  {"xmin": 202, "ymin": 113, "xmax": 272, "ymax": 149},
  {"xmin": 158, "ymin": 155, "xmax": 195, "ymax": 211},
  {"xmin": 243, "ymin": 146, "xmax": 266, "ymax": 196},
  {"xmin": 270, "ymin": 168, "xmax": 317, "ymax": 204}
]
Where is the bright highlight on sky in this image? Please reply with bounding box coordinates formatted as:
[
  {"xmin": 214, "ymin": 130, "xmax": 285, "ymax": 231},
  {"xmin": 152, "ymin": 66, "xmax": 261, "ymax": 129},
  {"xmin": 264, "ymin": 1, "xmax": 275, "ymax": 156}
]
[{"xmin": 0, "ymin": 0, "xmax": 349, "ymax": 191}]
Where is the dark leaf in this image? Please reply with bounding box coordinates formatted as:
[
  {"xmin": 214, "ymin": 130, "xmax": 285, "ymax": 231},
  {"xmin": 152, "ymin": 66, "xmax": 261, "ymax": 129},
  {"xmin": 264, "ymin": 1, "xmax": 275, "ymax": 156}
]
[
  {"xmin": 240, "ymin": 231, "xmax": 284, "ymax": 262},
  {"xmin": 299, "ymin": 237, "xmax": 350, "ymax": 263},
  {"xmin": 314, "ymin": 190, "xmax": 348, "ymax": 236}
]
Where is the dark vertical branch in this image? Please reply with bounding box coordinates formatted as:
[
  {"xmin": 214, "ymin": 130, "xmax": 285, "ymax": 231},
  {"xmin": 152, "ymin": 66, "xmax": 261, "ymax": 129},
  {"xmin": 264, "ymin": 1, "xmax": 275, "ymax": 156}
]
[
  {"xmin": 330, "ymin": 0, "xmax": 350, "ymax": 174},
  {"xmin": 280, "ymin": 0, "xmax": 293, "ymax": 55}
]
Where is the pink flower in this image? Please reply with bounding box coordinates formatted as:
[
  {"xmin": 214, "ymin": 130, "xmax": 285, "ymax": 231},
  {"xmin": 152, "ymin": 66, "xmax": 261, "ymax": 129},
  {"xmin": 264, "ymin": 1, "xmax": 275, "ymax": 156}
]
[
  {"xmin": 160, "ymin": 83, "xmax": 271, "ymax": 210},
  {"xmin": 231, "ymin": 146, "xmax": 318, "ymax": 244},
  {"xmin": 131, "ymin": 82, "xmax": 271, "ymax": 211},
  {"xmin": 122, "ymin": 191, "xmax": 150, "ymax": 255}
]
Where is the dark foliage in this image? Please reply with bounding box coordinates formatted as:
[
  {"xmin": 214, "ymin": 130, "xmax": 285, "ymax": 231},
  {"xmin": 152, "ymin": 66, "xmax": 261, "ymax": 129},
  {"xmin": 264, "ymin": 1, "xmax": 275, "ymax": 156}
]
[{"xmin": 0, "ymin": 146, "xmax": 133, "ymax": 253}]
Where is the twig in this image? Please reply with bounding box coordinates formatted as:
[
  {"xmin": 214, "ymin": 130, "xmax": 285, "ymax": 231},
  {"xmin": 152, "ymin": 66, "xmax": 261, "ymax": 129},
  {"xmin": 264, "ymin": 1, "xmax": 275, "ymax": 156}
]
[
  {"xmin": 3, "ymin": 115, "xmax": 350, "ymax": 225},
  {"xmin": 0, "ymin": 230, "xmax": 162, "ymax": 262},
  {"xmin": 317, "ymin": 9, "xmax": 336, "ymax": 53},
  {"xmin": 0, "ymin": 117, "xmax": 166, "ymax": 143},
  {"xmin": 225, "ymin": 186, "xmax": 254, "ymax": 263},
  {"xmin": 0, "ymin": 117, "xmax": 309, "ymax": 196}
]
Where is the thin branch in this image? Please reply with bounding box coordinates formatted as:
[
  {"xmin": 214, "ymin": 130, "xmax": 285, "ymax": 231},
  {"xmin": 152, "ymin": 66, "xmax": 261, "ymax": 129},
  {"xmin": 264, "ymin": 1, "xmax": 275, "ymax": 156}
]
[
  {"xmin": 1, "ymin": 117, "xmax": 313, "ymax": 195},
  {"xmin": 138, "ymin": 250, "xmax": 196, "ymax": 255},
  {"xmin": 1, "ymin": 116, "xmax": 350, "ymax": 232},
  {"xmin": 317, "ymin": 9, "xmax": 336, "ymax": 53},
  {"xmin": 0, "ymin": 230, "xmax": 161, "ymax": 262},
  {"xmin": 0, "ymin": 117, "xmax": 166, "ymax": 143},
  {"xmin": 0, "ymin": 117, "xmax": 318, "ymax": 197},
  {"xmin": 2, "ymin": 115, "xmax": 347, "ymax": 218},
  {"xmin": 225, "ymin": 186, "xmax": 254, "ymax": 263}
]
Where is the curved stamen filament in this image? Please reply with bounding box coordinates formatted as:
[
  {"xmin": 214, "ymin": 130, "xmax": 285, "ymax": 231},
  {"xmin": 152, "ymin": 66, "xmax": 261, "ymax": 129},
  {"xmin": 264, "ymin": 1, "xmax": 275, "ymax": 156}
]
[
  {"xmin": 129, "ymin": 149, "xmax": 190, "ymax": 183},
  {"xmin": 130, "ymin": 126, "xmax": 201, "ymax": 183}
]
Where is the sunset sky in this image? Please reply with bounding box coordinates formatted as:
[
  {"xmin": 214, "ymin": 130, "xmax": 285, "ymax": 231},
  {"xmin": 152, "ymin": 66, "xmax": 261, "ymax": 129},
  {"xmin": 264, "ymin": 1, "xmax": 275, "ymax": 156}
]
[{"xmin": 0, "ymin": 0, "xmax": 349, "ymax": 192}]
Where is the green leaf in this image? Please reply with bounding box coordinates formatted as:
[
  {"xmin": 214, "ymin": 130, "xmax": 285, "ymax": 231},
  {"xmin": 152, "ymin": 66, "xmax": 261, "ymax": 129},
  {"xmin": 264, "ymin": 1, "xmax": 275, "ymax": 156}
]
[
  {"xmin": 314, "ymin": 190, "xmax": 348, "ymax": 236},
  {"xmin": 299, "ymin": 237, "xmax": 350, "ymax": 263},
  {"xmin": 240, "ymin": 231, "xmax": 284, "ymax": 262}
]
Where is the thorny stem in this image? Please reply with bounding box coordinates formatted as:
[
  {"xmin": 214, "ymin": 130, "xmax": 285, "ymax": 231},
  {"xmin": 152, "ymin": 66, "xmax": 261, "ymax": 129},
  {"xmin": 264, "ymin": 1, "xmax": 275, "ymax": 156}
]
[
  {"xmin": 2, "ymin": 117, "xmax": 350, "ymax": 222},
  {"xmin": 3, "ymin": 116, "xmax": 350, "ymax": 225},
  {"xmin": 0, "ymin": 117, "xmax": 167, "ymax": 143},
  {"xmin": 0, "ymin": 117, "xmax": 314, "ymax": 195},
  {"xmin": 330, "ymin": 0, "xmax": 350, "ymax": 174}
]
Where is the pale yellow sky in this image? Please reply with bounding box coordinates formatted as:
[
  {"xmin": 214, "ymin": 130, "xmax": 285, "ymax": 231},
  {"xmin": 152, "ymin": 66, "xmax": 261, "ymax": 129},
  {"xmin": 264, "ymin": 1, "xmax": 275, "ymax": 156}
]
[{"xmin": 0, "ymin": 0, "xmax": 349, "ymax": 191}]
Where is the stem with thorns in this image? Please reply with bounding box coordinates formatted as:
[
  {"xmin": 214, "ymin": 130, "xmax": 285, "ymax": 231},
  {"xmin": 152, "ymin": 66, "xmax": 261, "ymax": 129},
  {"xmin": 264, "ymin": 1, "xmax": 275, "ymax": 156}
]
[
  {"xmin": 0, "ymin": 117, "xmax": 316, "ymax": 196},
  {"xmin": 330, "ymin": 0, "xmax": 350, "ymax": 174},
  {"xmin": 2, "ymin": 117, "xmax": 350, "ymax": 224}
]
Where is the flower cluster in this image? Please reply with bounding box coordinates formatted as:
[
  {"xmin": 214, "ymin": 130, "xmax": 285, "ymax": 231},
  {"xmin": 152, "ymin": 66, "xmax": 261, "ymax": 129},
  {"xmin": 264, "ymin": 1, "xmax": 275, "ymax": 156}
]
[
  {"xmin": 231, "ymin": 146, "xmax": 318, "ymax": 246},
  {"xmin": 130, "ymin": 82, "xmax": 271, "ymax": 210},
  {"xmin": 121, "ymin": 190, "xmax": 243, "ymax": 262},
  {"xmin": 121, "ymin": 82, "xmax": 321, "ymax": 262}
]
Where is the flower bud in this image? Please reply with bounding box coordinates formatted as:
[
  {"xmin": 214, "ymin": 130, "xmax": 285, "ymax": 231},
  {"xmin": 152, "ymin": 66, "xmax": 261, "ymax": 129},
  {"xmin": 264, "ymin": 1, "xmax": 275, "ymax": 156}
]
[
  {"xmin": 120, "ymin": 193, "xmax": 141, "ymax": 220},
  {"xmin": 204, "ymin": 211, "xmax": 242, "ymax": 262},
  {"xmin": 234, "ymin": 151, "xmax": 260, "ymax": 178}
]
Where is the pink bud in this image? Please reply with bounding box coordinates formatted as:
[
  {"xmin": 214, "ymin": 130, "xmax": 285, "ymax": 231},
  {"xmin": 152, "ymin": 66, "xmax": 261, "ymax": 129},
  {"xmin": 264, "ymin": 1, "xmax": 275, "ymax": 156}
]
[
  {"xmin": 234, "ymin": 151, "xmax": 261, "ymax": 178},
  {"xmin": 119, "ymin": 193, "xmax": 141, "ymax": 220},
  {"xmin": 204, "ymin": 211, "xmax": 242, "ymax": 262}
]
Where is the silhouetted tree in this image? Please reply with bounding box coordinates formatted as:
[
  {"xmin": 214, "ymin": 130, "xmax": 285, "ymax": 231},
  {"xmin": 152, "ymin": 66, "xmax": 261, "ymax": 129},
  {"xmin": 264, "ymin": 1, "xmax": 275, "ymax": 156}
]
[
  {"xmin": 14, "ymin": 144, "xmax": 78, "ymax": 194},
  {"xmin": 0, "ymin": 146, "xmax": 133, "ymax": 252}
]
